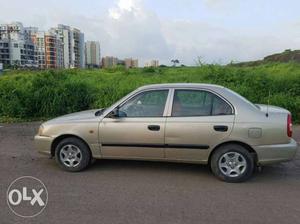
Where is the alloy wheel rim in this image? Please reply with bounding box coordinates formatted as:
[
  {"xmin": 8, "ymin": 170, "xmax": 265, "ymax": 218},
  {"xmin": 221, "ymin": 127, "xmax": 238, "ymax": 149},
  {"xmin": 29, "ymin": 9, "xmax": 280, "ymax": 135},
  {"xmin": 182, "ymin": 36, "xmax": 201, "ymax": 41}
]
[
  {"xmin": 218, "ymin": 152, "xmax": 247, "ymax": 178},
  {"xmin": 59, "ymin": 144, "xmax": 82, "ymax": 168}
]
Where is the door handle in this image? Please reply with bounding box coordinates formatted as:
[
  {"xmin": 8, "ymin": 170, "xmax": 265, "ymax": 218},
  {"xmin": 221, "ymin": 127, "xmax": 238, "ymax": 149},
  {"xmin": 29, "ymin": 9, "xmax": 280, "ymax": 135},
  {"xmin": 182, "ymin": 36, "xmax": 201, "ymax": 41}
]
[
  {"xmin": 148, "ymin": 125, "xmax": 160, "ymax": 131},
  {"xmin": 214, "ymin": 125, "xmax": 228, "ymax": 132}
]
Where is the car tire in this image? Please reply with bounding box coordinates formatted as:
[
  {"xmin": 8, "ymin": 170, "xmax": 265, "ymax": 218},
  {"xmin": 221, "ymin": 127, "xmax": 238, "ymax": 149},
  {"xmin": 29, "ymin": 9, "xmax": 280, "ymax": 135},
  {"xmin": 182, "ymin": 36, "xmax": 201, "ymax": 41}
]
[
  {"xmin": 210, "ymin": 144, "xmax": 254, "ymax": 183},
  {"xmin": 55, "ymin": 137, "xmax": 91, "ymax": 172}
]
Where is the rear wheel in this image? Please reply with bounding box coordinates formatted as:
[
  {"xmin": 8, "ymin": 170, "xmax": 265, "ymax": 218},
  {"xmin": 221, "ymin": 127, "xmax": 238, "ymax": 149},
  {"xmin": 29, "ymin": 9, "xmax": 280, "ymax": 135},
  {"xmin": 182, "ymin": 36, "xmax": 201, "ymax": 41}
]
[
  {"xmin": 210, "ymin": 144, "xmax": 254, "ymax": 182},
  {"xmin": 55, "ymin": 137, "xmax": 91, "ymax": 172}
]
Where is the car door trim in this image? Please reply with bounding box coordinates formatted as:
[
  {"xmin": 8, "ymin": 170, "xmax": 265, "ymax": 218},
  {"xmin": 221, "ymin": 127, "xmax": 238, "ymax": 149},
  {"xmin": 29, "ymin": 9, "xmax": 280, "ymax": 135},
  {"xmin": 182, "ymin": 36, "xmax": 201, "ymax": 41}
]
[{"xmin": 102, "ymin": 143, "xmax": 209, "ymax": 149}]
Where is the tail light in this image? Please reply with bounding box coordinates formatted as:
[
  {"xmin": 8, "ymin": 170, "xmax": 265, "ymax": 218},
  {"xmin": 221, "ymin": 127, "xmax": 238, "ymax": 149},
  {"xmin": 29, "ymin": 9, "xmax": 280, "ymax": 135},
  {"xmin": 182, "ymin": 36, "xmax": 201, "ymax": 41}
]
[{"xmin": 287, "ymin": 114, "xmax": 292, "ymax": 137}]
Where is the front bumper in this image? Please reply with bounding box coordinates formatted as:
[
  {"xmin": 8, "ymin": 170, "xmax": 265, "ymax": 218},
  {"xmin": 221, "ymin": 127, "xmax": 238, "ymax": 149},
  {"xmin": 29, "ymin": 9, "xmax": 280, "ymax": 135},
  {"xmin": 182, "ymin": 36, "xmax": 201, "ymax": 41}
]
[
  {"xmin": 34, "ymin": 135, "xmax": 54, "ymax": 156},
  {"xmin": 254, "ymin": 138, "xmax": 298, "ymax": 165}
]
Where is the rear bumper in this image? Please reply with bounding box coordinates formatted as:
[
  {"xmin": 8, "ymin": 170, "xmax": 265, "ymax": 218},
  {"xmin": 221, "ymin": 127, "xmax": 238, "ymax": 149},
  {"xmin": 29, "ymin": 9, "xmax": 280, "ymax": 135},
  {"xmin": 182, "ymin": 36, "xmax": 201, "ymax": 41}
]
[
  {"xmin": 254, "ymin": 138, "xmax": 298, "ymax": 165},
  {"xmin": 34, "ymin": 135, "xmax": 54, "ymax": 156}
]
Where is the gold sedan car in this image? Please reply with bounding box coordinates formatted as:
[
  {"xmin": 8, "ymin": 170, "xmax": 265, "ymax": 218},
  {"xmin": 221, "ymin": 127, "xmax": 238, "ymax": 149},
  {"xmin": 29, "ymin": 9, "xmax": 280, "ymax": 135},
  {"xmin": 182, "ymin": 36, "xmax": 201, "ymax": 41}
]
[{"xmin": 35, "ymin": 83, "xmax": 298, "ymax": 182}]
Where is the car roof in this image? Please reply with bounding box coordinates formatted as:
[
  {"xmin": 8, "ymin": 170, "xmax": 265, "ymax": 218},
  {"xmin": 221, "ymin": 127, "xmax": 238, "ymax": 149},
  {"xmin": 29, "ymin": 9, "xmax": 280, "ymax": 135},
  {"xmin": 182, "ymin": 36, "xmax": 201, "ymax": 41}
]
[{"xmin": 137, "ymin": 83, "xmax": 225, "ymax": 90}]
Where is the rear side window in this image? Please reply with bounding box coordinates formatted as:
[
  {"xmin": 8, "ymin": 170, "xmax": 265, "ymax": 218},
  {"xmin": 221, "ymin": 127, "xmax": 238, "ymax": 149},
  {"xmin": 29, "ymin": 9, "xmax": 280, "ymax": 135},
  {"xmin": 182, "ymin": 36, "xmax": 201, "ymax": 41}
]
[{"xmin": 172, "ymin": 90, "xmax": 232, "ymax": 117}]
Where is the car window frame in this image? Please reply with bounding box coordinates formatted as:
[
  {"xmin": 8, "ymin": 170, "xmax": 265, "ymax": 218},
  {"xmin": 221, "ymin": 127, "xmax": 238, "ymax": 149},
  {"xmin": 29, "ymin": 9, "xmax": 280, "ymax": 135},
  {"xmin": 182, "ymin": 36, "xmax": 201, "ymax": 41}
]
[
  {"xmin": 168, "ymin": 88, "xmax": 235, "ymax": 117},
  {"xmin": 106, "ymin": 88, "xmax": 172, "ymax": 118}
]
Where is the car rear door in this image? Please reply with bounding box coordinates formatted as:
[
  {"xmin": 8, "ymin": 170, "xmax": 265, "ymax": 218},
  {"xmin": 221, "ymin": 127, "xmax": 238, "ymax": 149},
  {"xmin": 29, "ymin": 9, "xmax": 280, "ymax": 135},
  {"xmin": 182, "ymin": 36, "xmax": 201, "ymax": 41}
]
[
  {"xmin": 99, "ymin": 89, "xmax": 171, "ymax": 159},
  {"xmin": 164, "ymin": 88, "xmax": 235, "ymax": 162}
]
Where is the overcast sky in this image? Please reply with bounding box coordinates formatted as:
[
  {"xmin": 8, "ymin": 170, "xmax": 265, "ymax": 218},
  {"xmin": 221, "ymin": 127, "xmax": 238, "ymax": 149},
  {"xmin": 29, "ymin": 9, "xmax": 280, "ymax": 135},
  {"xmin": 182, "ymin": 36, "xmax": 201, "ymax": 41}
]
[{"xmin": 1, "ymin": 0, "xmax": 300, "ymax": 66}]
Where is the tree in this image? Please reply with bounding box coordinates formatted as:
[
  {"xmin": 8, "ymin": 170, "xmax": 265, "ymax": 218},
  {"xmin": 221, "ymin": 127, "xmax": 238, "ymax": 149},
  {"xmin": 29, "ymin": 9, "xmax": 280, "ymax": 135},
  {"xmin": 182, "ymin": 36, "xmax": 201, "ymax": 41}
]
[
  {"xmin": 171, "ymin": 59, "xmax": 180, "ymax": 67},
  {"xmin": 195, "ymin": 56, "xmax": 205, "ymax": 66}
]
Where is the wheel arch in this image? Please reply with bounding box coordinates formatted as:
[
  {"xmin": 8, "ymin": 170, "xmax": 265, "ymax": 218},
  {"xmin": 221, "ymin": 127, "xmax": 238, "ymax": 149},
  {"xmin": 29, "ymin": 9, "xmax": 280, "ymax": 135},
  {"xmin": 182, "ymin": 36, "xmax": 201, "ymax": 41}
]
[
  {"xmin": 51, "ymin": 134, "xmax": 92, "ymax": 157},
  {"xmin": 208, "ymin": 141, "xmax": 258, "ymax": 165}
]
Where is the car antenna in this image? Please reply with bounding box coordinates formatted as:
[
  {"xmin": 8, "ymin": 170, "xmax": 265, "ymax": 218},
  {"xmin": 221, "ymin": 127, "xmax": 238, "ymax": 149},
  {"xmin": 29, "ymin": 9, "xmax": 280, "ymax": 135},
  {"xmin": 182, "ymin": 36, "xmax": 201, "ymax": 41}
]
[{"xmin": 266, "ymin": 90, "xmax": 270, "ymax": 117}]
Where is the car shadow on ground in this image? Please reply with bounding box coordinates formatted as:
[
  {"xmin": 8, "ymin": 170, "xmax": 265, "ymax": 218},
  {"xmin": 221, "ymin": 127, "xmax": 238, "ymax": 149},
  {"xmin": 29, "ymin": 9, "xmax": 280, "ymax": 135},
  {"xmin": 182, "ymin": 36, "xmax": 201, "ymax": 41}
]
[
  {"xmin": 81, "ymin": 158, "xmax": 297, "ymax": 183},
  {"xmin": 89, "ymin": 159, "xmax": 211, "ymax": 176}
]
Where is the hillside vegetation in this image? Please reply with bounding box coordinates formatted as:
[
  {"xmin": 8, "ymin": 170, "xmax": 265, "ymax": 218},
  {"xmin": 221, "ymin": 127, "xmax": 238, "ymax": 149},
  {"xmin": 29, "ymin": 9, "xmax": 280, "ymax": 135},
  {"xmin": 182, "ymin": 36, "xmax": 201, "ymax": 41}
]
[
  {"xmin": 234, "ymin": 49, "xmax": 300, "ymax": 66},
  {"xmin": 0, "ymin": 63, "xmax": 299, "ymax": 123}
]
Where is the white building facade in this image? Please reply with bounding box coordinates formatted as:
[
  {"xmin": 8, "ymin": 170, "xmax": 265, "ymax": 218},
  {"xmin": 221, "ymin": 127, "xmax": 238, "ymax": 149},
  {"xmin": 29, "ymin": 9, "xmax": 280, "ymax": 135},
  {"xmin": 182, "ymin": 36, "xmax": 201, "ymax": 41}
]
[
  {"xmin": 50, "ymin": 24, "xmax": 85, "ymax": 68},
  {"xmin": 0, "ymin": 22, "xmax": 36, "ymax": 67}
]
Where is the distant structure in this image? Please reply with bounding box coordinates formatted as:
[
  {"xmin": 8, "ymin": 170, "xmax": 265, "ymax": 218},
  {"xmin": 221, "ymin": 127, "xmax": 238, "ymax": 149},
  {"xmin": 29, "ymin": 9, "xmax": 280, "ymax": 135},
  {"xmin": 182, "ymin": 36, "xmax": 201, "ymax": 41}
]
[
  {"xmin": 0, "ymin": 62, "xmax": 3, "ymax": 74},
  {"xmin": 145, "ymin": 60, "xmax": 159, "ymax": 67},
  {"xmin": 85, "ymin": 41, "xmax": 100, "ymax": 68},
  {"xmin": 50, "ymin": 24, "xmax": 85, "ymax": 68},
  {"xmin": 124, "ymin": 58, "xmax": 138, "ymax": 69},
  {"xmin": 0, "ymin": 22, "xmax": 36, "ymax": 67},
  {"xmin": 0, "ymin": 22, "xmax": 148, "ymax": 70},
  {"xmin": 30, "ymin": 30, "xmax": 64, "ymax": 69},
  {"xmin": 0, "ymin": 22, "xmax": 86, "ymax": 69},
  {"xmin": 102, "ymin": 56, "xmax": 118, "ymax": 68}
]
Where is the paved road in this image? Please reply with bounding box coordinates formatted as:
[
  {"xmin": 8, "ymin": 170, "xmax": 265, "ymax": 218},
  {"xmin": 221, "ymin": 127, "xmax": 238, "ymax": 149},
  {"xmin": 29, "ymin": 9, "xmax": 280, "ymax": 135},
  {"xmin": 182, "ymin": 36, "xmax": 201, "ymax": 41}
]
[{"xmin": 0, "ymin": 123, "xmax": 300, "ymax": 224}]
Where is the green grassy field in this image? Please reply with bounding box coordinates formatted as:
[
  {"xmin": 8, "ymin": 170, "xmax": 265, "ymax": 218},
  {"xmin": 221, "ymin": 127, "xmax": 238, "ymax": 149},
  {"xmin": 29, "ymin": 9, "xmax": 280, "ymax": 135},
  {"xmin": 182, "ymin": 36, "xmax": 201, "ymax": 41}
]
[{"xmin": 0, "ymin": 63, "xmax": 299, "ymax": 123}]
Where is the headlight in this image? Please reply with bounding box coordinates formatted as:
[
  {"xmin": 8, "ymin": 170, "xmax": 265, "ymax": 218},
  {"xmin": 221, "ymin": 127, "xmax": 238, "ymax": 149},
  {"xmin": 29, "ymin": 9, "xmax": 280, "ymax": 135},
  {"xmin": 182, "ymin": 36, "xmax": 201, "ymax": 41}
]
[{"xmin": 37, "ymin": 125, "xmax": 44, "ymax": 136}]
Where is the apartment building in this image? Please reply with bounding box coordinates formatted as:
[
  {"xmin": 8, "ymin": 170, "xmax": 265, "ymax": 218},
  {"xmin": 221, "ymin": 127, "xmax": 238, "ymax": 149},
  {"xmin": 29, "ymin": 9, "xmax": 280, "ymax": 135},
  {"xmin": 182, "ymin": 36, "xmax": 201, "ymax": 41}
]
[
  {"xmin": 30, "ymin": 31, "xmax": 46, "ymax": 68},
  {"xmin": 145, "ymin": 60, "xmax": 159, "ymax": 67},
  {"xmin": 0, "ymin": 41, "xmax": 9, "ymax": 66},
  {"xmin": 0, "ymin": 22, "xmax": 36, "ymax": 67},
  {"xmin": 124, "ymin": 58, "xmax": 138, "ymax": 69},
  {"xmin": 85, "ymin": 41, "xmax": 100, "ymax": 68},
  {"xmin": 29, "ymin": 29, "xmax": 64, "ymax": 69},
  {"xmin": 50, "ymin": 24, "xmax": 85, "ymax": 68},
  {"xmin": 101, "ymin": 56, "xmax": 118, "ymax": 68}
]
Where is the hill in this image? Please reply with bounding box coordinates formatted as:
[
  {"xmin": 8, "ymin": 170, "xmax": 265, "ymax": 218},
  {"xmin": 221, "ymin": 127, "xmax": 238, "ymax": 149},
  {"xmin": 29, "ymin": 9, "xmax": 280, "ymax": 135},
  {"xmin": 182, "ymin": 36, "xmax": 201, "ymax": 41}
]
[{"xmin": 234, "ymin": 49, "xmax": 300, "ymax": 66}]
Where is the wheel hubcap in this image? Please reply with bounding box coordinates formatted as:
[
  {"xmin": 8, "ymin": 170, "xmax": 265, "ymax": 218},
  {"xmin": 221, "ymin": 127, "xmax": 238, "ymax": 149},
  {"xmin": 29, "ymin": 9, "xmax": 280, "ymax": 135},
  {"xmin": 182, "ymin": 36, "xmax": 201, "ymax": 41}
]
[
  {"xmin": 59, "ymin": 144, "xmax": 82, "ymax": 168},
  {"xmin": 218, "ymin": 152, "xmax": 247, "ymax": 178}
]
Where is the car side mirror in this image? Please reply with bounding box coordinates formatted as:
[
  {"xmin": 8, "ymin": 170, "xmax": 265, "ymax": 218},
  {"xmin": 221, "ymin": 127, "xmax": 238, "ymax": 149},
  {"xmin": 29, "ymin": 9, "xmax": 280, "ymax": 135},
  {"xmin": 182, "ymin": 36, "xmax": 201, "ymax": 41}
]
[{"xmin": 109, "ymin": 108, "xmax": 120, "ymax": 118}]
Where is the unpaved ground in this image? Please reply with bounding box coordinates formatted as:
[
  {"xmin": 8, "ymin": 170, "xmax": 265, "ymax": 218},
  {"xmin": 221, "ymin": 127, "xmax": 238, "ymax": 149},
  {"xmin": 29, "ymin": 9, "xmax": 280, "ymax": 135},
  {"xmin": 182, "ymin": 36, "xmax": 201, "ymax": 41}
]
[{"xmin": 0, "ymin": 123, "xmax": 299, "ymax": 224}]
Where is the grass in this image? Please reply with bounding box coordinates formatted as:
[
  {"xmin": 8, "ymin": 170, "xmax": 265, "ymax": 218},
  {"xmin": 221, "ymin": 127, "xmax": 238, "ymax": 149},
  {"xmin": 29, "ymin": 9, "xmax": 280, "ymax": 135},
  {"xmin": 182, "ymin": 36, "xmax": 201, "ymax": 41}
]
[{"xmin": 0, "ymin": 62, "xmax": 299, "ymax": 123}]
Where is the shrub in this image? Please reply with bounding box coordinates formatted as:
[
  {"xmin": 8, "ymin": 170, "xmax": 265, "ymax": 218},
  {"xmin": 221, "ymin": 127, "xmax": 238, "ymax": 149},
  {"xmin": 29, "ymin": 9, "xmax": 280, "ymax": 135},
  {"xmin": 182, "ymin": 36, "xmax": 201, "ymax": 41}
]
[{"xmin": 0, "ymin": 63, "xmax": 300, "ymax": 123}]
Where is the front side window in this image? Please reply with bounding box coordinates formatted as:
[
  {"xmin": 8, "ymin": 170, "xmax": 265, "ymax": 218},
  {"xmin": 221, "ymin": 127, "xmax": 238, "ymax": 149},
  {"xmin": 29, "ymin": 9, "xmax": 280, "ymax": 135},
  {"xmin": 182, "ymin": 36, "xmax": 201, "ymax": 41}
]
[
  {"xmin": 119, "ymin": 90, "xmax": 169, "ymax": 117},
  {"xmin": 172, "ymin": 90, "xmax": 232, "ymax": 117}
]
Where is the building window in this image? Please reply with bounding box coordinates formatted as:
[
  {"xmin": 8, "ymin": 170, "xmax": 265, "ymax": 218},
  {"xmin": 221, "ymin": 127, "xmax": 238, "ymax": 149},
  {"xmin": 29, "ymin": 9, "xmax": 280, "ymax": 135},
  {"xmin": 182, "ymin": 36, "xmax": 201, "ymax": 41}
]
[{"xmin": 14, "ymin": 43, "xmax": 18, "ymax": 48}]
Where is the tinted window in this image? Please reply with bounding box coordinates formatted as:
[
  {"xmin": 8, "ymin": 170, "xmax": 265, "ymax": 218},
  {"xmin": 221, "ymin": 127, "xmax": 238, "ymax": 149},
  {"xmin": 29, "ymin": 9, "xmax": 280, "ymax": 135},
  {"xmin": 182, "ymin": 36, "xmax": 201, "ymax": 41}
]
[
  {"xmin": 119, "ymin": 90, "xmax": 169, "ymax": 117},
  {"xmin": 211, "ymin": 94, "xmax": 233, "ymax": 115},
  {"xmin": 172, "ymin": 90, "xmax": 232, "ymax": 117}
]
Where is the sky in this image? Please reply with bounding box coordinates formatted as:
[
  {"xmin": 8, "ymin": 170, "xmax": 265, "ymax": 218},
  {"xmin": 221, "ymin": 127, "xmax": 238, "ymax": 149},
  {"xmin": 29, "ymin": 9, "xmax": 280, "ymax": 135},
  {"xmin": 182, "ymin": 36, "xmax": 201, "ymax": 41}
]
[{"xmin": 1, "ymin": 0, "xmax": 300, "ymax": 66}]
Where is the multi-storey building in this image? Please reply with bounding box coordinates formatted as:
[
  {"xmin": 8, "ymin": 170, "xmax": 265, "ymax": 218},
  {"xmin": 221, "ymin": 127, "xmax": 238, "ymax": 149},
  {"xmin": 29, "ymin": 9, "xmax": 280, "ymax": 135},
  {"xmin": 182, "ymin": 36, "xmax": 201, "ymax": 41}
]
[
  {"xmin": 0, "ymin": 22, "xmax": 36, "ymax": 67},
  {"xmin": 101, "ymin": 56, "xmax": 118, "ymax": 68},
  {"xmin": 0, "ymin": 22, "xmax": 86, "ymax": 69},
  {"xmin": 50, "ymin": 24, "xmax": 85, "ymax": 68},
  {"xmin": 145, "ymin": 60, "xmax": 159, "ymax": 67},
  {"xmin": 44, "ymin": 32, "xmax": 63, "ymax": 69},
  {"xmin": 30, "ymin": 31, "xmax": 46, "ymax": 68},
  {"xmin": 30, "ymin": 30, "xmax": 64, "ymax": 69},
  {"xmin": 124, "ymin": 58, "xmax": 138, "ymax": 69},
  {"xmin": 0, "ymin": 41, "xmax": 10, "ymax": 66},
  {"xmin": 85, "ymin": 41, "xmax": 100, "ymax": 68}
]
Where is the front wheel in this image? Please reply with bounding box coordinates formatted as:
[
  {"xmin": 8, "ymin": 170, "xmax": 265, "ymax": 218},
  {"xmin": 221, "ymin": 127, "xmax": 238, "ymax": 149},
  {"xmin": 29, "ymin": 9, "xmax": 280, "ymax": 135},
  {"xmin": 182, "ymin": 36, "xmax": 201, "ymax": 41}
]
[
  {"xmin": 55, "ymin": 137, "xmax": 91, "ymax": 172},
  {"xmin": 210, "ymin": 144, "xmax": 254, "ymax": 182}
]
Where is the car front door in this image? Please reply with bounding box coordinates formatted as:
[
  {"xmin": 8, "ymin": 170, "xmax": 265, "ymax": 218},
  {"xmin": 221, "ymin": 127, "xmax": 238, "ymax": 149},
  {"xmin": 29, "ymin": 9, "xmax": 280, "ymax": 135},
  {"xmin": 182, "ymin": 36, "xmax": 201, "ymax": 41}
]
[
  {"xmin": 99, "ymin": 89, "xmax": 170, "ymax": 159},
  {"xmin": 165, "ymin": 88, "xmax": 235, "ymax": 162}
]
